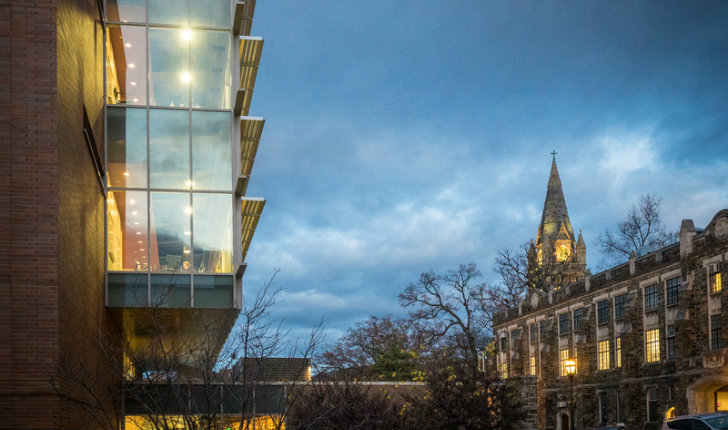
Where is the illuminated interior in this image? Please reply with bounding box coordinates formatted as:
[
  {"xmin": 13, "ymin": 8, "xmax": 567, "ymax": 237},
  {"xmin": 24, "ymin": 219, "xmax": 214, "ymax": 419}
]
[
  {"xmin": 105, "ymin": 0, "xmax": 246, "ymax": 310},
  {"xmin": 124, "ymin": 415, "xmax": 284, "ymax": 430}
]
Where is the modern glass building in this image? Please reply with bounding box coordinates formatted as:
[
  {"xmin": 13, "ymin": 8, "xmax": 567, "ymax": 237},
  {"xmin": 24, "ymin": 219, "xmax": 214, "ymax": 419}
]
[{"xmin": 103, "ymin": 0, "xmax": 265, "ymax": 367}]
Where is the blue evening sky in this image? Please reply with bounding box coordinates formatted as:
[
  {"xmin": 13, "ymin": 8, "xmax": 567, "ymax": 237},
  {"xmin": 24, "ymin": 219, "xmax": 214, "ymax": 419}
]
[{"xmin": 242, "ymin": 1, "xmax": 728, "ymax": 344}]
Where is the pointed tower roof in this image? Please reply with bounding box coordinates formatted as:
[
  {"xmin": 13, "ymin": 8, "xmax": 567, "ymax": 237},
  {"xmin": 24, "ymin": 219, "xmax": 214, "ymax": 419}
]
[
  {"xmin": 537, "ymin": 154, "xmax": 574, "ymax": 248},
  {"xmin": 576, "ymin": 230, "xmax": 586, "ymax": 250}
]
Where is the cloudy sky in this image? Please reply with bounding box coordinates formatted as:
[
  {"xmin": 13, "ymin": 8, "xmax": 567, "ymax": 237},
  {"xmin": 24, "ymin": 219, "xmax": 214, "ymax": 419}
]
[{"xmin": 241, "ymin": 1, "xmax": 728, "ymax": 344}]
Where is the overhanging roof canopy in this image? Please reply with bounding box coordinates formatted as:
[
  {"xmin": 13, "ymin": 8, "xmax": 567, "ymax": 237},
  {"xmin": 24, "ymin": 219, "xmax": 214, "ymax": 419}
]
[
  {"xmin": 241, "ymin": 198, "xmax": 265, "ymax": 262},
  {"xmin": 233, "ymin": 0, "xmax": 257, "ymax": 36},
  {"xmin": 235, "ymin": 36, "xmax": 264, "ymax": 116},
  {"xmin": 238, "ymin": 116, "xmax": 265, "ymax": 196}
]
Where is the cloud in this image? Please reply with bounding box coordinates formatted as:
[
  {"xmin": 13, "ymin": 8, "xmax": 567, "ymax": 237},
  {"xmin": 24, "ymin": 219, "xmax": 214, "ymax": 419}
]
[{"xmin": 598, "ymin": 132, "xmax": 658, "ymax": 186}]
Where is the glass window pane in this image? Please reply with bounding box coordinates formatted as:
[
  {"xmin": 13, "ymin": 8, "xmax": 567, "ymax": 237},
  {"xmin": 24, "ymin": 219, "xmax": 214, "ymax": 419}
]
[
  {"xmin": 192, "ymin": 111, "xmax": 231, "ymax": 190},
  {"xmin": 194, "ymin": 275, "xmax": 233, "ymax": 308},
  {"xmin": 193, "ymin": 193, "xmax": 232, "ymax": 273},
  {"xmin": 107, "ymin": 190, "xmax": 149, "ymax": 271},
  {"xmin": 108, "ymin": 107, "xmax": 147, "ymax": 188},
  {"xmin": 107, "ymin": 0, "xmax": 146, "ymax": 23},
  {"xmin": 108, "ymin": 273, "xmax": 148, "ymax": 307},
  {"xmin": 106, "ymin": 25, "xmax": 147, "ymax": 105},
  {"xmin": 148, "ymin": 0, "xmax": 188, "ymax": 26},
  {"xmin": 149, "ymin": 109, "xmax": 189, "ymax": 189},
  {"xmin": 190, "ymin": 0, "xmax": 230, "ymax": 29},
  {"xmin": 150, "ymin": 274, "xmax": 191, "ymax": 307},
  {"xmin": 191, "ymin": 30, "xmax": 231, "ymax": 109},
  {"xmin": 150, "ymin": 192, "xmax": 191, "ymax": 272},
  {"xmin": 149, "ymin": 28, "xmax": 190, "ymax": 107}
]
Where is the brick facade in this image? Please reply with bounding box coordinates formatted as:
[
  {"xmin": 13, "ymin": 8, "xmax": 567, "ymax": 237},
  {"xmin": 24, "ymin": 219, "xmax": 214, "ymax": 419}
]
[
  {"xmin": 0, "ymin": 0, "xmax": 119, "ymax": 428},
  {"xmin": 494, "ymin": 210, "xmax": 728, "ymax": 430}
]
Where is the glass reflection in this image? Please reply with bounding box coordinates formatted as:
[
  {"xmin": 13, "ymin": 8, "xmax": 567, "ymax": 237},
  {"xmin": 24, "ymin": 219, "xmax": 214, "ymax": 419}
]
[
  {"xmin": 150, "ymin": 192, "xmax": 191, "ymax": 272},
  {"xmin": 194, "ymin": 275, "xmax": 233, "ymax": 308},
  {"xmin": 108, "ymin": 273, "xmax": 148, "ymax": 307},
  {"xmin": 192, "ymin": 111, "xmax": 231, "ymax": 190},
  {"xmin": 148, "ymin": 0, "xmax": 189, "ymax": 26},
  {"xmin": 149, "ymin": 28, "xmax": 190, "ymax": 107},
  {"xmin": 193, "ymin": 194, "xmax": 232, "ymax": 273},
  {"xmin": 151, "ymin": 274, "xmax": 191, "ymax": 307},
  {"xmin": 108, "ymin": 107, "xmax": 147, "ymax": 188},
  {"xmin": 107, "ymin": 0, "xmax": 146, "ymax": 23},
  {"xmin": 106, "ymin": 25, "xmax": 147, "ymax": 105},
  {"xmin": 191, "ymin": 30, "xmax": 231, "ymax": 109},
  {"xmin": 149, "ymin": 109, "xmax": 189, "ymax": 189},
  {"xmin": 190, "ymin": 0, "xmax": 230, "ymax": 29},
  {"xmin": 107, "ymin": 190, "xmax": 149, "ymax": 271}
]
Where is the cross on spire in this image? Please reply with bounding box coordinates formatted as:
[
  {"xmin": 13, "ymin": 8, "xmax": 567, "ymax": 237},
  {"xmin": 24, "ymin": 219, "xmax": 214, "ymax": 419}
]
[{"xmin": 551, "ymin": 150, "xmax": 557, "ymax": 162}]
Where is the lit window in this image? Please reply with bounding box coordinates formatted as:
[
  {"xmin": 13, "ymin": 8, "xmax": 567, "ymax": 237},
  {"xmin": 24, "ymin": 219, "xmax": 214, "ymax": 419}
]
[
  {"xmin": 529, "ymin": 356, "xmax": 536, "ymax": 376},
  {"xmin": 666, "ymin": 277, "xmax": 680, "ymax": 306},
  {"xmin": 711, "ymin": 272, "xmax": 722, "ymax": 294},
  {"xmin": 499, "ymin": 361, "xmax": 508, "ymax": 379},
  {"xmin": 616, "ymin": 337, "xmax": 622, "ymax": 368},
  {"xmin": 560, "ymin": 349, "xmax": 569, "ymax": 376},
  {"xmin": 598, "ymin": 340, "xmax": 610, "ymax": 370},
  {"xmin": 644, "ymin": 284, "xmax": 659, "ymax": 312},
  {"xmin": 598, "ymin": 300, "xmax": 609, "ymax": 324},
  {"xmin": 645, "ymin": 329, "xmax": 661, "ymax": 363}
]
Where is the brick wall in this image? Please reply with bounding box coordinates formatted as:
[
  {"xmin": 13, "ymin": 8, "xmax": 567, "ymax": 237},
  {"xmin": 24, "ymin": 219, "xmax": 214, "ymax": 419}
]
[
  {"xmin": 0, "ymin": 0, "xmax": 120, "ymax": 428},
  {"xmin": 0, "ymin": 1, "xmax": 62, "ymax": 427}
]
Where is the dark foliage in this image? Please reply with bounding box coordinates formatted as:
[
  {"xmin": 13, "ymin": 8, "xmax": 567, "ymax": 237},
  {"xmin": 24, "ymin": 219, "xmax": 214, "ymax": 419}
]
[
  {"xmin": 405, "ymin": 360, "xmax": 523, "ymax": 430},
  {"xmin": 287, "ymin": 380, "xmax": 405, "ymax": 430}
]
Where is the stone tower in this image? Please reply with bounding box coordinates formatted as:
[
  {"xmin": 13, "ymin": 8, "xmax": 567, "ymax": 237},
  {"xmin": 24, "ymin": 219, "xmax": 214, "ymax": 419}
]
[{"xmin": 529, "ymin": 153, "xmax": 587, "ymax": 287}]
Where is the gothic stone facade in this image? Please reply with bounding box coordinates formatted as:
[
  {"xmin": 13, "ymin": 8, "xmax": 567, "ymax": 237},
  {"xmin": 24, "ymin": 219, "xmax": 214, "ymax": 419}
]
[{"xmin": 494, "ymin": 210, "xmax": 728, "ymax": 430}]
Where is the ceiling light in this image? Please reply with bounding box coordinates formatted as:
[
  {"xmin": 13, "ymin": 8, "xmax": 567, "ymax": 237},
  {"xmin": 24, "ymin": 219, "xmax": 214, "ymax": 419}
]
[
  {"xmin": 125, "ymin": 42, "xmax": 132, "ymax": 48},
  {"xmin": 129, "ymin": 199, "xmax": 135, "ymax": 205},
  {"xmin": 123, "ymin": 171, "xmax": 130, "ymax": 177},
  {"xmin": 180, "ymin": 29, "xmax": 193, "ymax": 42},
  {"xmin": 128, "ymin": 63, "xmax": 135, "ymax": 69},
  {"xmin": 180, "ymin": 72, "xmax": 191, "ymax": 83},
  {"xmin": 130, "ymin": 81, "xmax": 136, "ymax": 86},
  {"xmin": 184, "ymin": 206, "xmax": 192, "ymax": 215}
]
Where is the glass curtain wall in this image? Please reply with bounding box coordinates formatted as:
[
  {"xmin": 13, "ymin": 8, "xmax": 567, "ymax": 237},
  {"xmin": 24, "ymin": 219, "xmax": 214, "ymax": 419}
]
[{"xmin": 105, "ymin": 0, "xmax": 235, "ymax": 309}]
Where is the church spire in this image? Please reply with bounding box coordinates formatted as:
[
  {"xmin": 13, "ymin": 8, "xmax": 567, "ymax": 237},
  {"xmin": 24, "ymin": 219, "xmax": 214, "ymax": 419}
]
[{"xmin": 537, "ymin": 154, "xmax": 574, "ymax": 249}]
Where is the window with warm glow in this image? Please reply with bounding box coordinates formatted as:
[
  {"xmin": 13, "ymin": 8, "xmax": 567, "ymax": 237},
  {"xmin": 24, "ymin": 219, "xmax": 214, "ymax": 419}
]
[
  {"xmin": 598, "ymin": 340, "xmax": 610, "ymax": 370},
  {"xmin": 499, "ymin": 361, "xmax": 508, "ymax": 379},
  {"xmin": 615, "ymin": 337, "xmax": 622, "ymax": 368},
  {"xmin": 529, "ymin": 356, "xmax": 536, "ymax": 376},
  {"xmin": 645, "ymin": 329, "xmax": 661, "ymax": 363},
  {"xmin": 559, "ymin": 349, "xmax": 569, "ymax": 376},
  {"xmin": 711, "ymin": 272, "xmax": 722, "ymax": 294}
]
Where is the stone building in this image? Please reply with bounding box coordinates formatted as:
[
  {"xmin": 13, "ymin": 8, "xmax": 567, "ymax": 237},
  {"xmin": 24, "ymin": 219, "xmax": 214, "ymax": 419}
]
[
  {"xmin": 493, "ymin": 158, "xmax": 728, "ymax": 430},
  {"xmin": 0, "ymin": 0, "xmax": 266, "ymax": 428}
]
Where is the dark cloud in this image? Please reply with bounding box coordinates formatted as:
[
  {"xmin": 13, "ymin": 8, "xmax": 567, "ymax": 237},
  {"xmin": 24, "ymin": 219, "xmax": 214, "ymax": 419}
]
[{"xmin": 240, "ymin": 0, "xmax": 728, "ymax": 345}]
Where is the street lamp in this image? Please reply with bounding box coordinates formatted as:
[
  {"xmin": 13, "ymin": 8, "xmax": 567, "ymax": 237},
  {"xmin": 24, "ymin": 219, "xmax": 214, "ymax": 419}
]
[{"xmin": 565, "ymin": 359, "xmax": 577, "ymax": 430}]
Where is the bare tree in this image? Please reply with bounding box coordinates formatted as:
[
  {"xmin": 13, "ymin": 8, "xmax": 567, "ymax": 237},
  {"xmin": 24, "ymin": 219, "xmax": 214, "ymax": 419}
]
[
  {"xmin": 398, "ymin": 263, "xmax": 488, "ymax": 371},
  {"xmin": 597, "ymin": 194, "xmax": 674, "ymax": 262},
  {"xmin": 52, "ymin": 271, "xmax": 322, "ymax": 430},
  {"xmin": 318, "ymin": 315, "xmax": 437, "ymax": 381}
]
